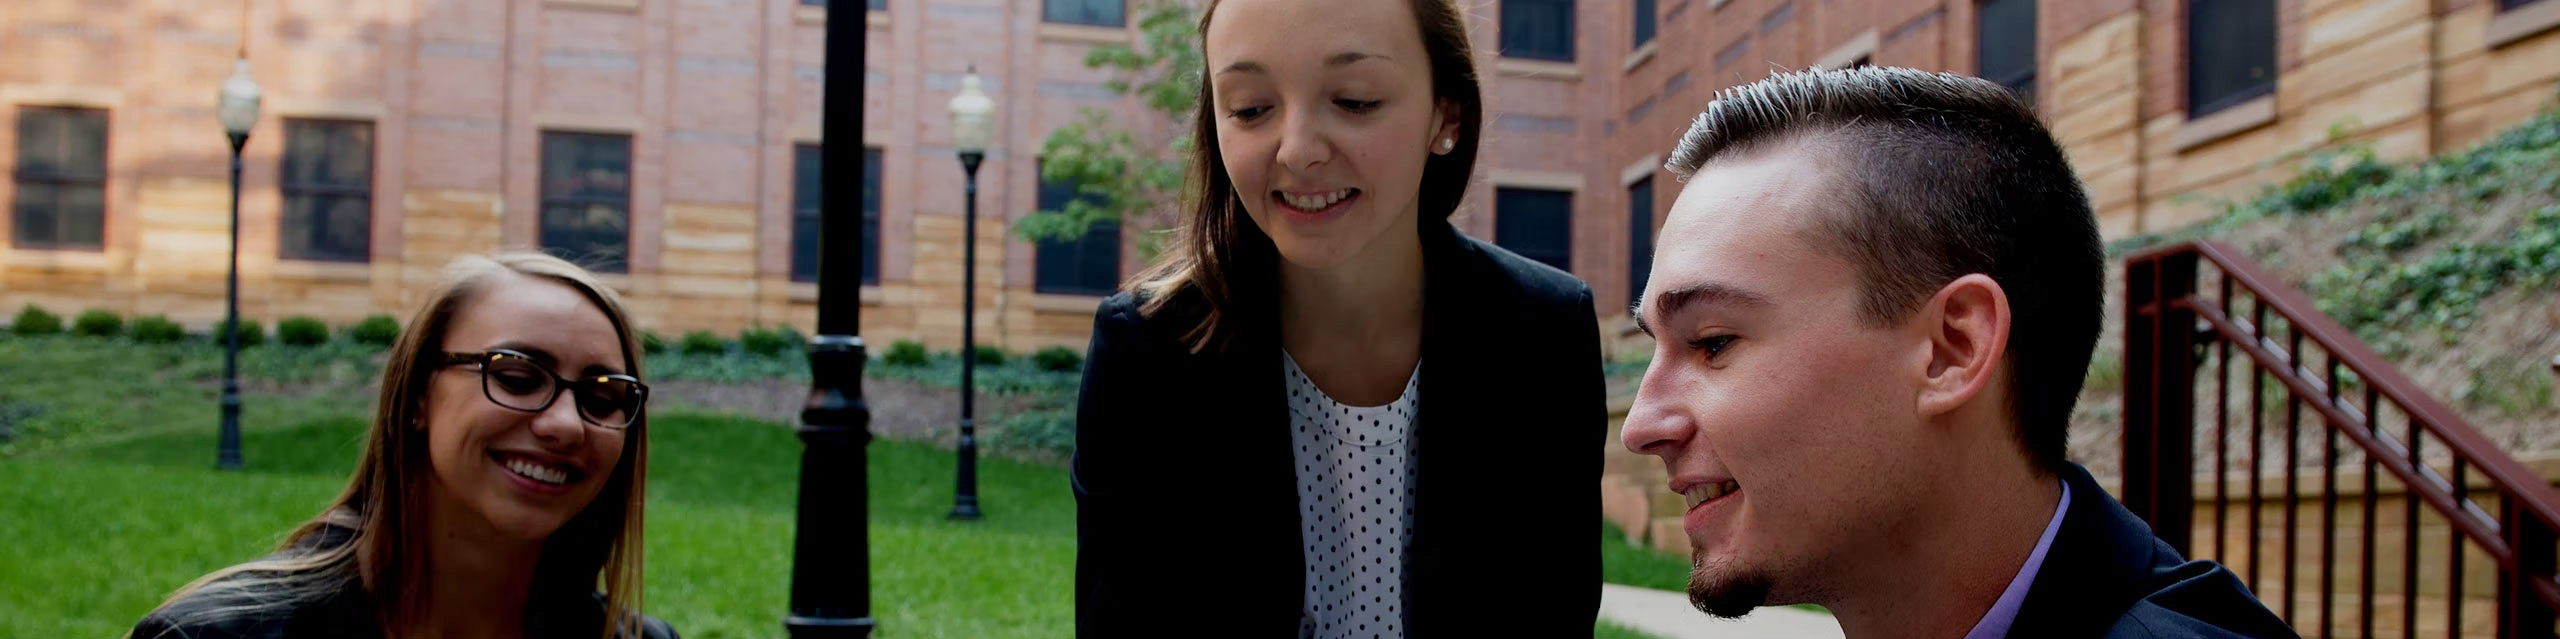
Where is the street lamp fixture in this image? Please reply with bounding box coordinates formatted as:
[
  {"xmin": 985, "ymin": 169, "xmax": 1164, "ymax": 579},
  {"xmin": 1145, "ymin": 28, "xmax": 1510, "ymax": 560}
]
[
  {"xmin": 945, "ymin": 66, "xmax": 992, "ymax": 521},
  {"xmin": 215, "ymin": 58, "xmax": 260, "ymax": 471}
]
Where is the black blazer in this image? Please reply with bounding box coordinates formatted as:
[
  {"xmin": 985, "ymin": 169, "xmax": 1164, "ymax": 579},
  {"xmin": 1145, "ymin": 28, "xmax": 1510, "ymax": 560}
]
[
  {"xmin": 131, "ymin": 525, "xmax": 679, "ymax": 639},
  {"xmin": 2007, "ymin": 463, "xmax": 2298, "ymax": 638},
  {"xmin": 1072, "ymin": 219, "xmax": 1606, "ymax": 638}
]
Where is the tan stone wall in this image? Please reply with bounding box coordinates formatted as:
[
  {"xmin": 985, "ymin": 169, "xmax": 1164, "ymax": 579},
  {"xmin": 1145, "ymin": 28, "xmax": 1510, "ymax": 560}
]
[
  {"xmin": 1604, "ymin": 0, "xmax": 2560, "ymax": 327},
  {"xmin": 2045, "ymin": 0, "xmax": 2560, "ymax": 235}
]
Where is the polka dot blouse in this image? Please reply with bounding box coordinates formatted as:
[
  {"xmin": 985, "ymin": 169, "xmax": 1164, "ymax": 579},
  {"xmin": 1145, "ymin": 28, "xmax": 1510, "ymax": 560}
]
[{"xmin": 1285, "ymin": 352, "xmax": 1421, "ymax": 639}]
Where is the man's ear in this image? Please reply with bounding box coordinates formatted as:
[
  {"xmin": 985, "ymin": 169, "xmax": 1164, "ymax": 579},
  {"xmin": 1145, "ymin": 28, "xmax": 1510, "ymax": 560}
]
[{"xmin": 1915, "ymin": 274, "xmax": 2011, "ymax": 420}]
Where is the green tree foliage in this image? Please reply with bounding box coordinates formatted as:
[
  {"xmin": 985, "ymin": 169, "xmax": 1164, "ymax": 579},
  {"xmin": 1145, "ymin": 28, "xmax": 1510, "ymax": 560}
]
[{"xmin": 1018, "ymin": 0, "xmax": 1200, "ymax": 259}]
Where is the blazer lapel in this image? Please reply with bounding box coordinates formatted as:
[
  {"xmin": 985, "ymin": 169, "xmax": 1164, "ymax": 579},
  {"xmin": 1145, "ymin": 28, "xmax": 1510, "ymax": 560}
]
[
  {"xmin": 2005, "ymin": 463, "xmax": 2160, "ymax": 637},
  {"xmin": 1404, "ymin": 220, "xmax": 1479, "ymax": 636},
  {"xmin": 1218, "ymin": 258, "xmax": 1315, "ymax": 631}
]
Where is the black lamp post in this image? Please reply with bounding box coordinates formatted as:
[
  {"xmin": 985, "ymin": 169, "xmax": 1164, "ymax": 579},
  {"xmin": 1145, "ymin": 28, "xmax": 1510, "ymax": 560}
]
[
  {"xmin": 783, "ymin": 1, "xmax": 874, "ymax": 636},
  {"xmin": 214, "ymin": 57, "xmax": 260, "ymax": 471},
  {"xmin": 945, "ymin": 67, "xmax": 991, "ymax": 522}
]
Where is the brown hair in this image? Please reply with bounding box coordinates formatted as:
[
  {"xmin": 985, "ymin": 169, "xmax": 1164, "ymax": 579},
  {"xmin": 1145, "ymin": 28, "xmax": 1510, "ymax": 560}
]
[
  {"xmin": 1126, "ymin": 0, "xmax": 1485, "ymax": 352},
  {"xmin": 1663, "ymin": 66, "xmax": 2103, "ymax": 473},
  {"xmin": 142, "ymin": 253, "xmax": 649, "ymax": 638}
]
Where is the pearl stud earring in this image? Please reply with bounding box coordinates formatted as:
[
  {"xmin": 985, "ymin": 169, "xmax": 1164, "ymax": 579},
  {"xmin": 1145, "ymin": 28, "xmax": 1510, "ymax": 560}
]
[{"xmin": 1440, "ymin": 138, "xmax": 1455, "ymax": 151}]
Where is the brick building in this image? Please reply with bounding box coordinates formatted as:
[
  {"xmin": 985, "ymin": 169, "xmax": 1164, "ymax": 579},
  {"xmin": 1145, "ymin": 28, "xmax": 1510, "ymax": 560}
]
[
  {"xmin": 5, "ymin": 0, "xmax": 2560, "ymax": 352},
  {"xmin": 1580, "ymin": 0, "xmax": 2560, "ymax": 342}
]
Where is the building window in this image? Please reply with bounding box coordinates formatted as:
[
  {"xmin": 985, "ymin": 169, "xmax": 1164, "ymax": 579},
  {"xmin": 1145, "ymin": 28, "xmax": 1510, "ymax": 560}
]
[
  {"xmin": 869, "ymin": 0, "xmax": 883, "ymax": 9},
  {"xmin": 2499, "ymin": 0, "xmax": 2539, "ymax": 10},
  {"xmin": 1045, "ymin": 0, "xmax": 1123, "ymax": 27},
  {"xmin": 1032, "ymin": 160, "xmax": 1120, "ymax": 295},
  {"xmin": 1633, "ymin": 0, "xmax": 1657, "ymax": 48},
  {"xmin": 1495, "ymin": 187, "xmax": 1573, "ymax": 273},
  {"xmin": 539, "ymin": 132, "xmax": 631, "ymax": 273},
  {"xmin": 278, "ymin": 119, "xmax": 373, "ymax": 263},
  {"xmin": 10, "ymin": 106, "xmax": 107, "ymax": 251},
  {"xmin": 1978, "ymin": 0, "xmax": 2037, "ymax": 105},
  {"xmin": 1627, "ymin": 177, "xmax": 1654, "ymax": 307},
  {"xmin": 792, "ymin": 145, "xmax": 880, "ymax": 285},
  {"xmin": 1502, "ymin": 0, "xmax": 1576, "ymax": 61},
  {"xmin": 2186, "ymin": 0, "xmax": 2275, "ymax": 117}
]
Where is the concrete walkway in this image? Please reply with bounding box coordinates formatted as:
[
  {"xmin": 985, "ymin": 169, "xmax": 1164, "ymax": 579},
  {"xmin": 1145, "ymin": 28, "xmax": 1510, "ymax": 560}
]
[{"xmin": 1599, "ymin": 583, "xmax": 1845, "ymax": 639}]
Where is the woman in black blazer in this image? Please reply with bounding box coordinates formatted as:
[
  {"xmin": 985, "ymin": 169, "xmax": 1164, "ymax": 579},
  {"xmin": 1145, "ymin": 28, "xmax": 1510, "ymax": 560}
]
[{"xmin": 1072, "ymin": 0, "xmax": 1605, "ymax": 636}]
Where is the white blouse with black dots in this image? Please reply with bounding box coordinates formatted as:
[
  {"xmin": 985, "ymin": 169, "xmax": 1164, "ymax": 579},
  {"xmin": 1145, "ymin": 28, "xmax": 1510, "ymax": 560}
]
[{"xmin": 1284, "ymin": 351, "xmax": 1421, "ymax": 639}]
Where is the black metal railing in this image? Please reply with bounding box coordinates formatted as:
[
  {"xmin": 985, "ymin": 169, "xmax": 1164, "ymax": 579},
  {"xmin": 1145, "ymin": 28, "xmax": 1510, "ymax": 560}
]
[{"xmin": 2123, "ymin": 240, "xmax": 2560, "ymax": 638}]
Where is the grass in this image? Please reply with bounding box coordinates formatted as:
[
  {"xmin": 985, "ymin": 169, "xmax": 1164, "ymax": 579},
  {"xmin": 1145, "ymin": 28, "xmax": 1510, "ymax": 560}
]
[
  {"xmin": 1595, "ymin": 620, "xmax": 1665, "ymax": 639},
  {"xmin": 1601, "ymin": 521, "xmax": 1694, "ymax": 593},
  {"xmin": 1, "ymin": 335, "xmax": 1727, "ymax": 637},
  {"xmin": 1, "ymin": 413, "xmax": 1074, "ymax": 638}
]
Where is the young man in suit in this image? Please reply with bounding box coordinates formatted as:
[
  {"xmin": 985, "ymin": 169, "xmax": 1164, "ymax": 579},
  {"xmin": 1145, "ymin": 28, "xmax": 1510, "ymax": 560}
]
[{"xmin": 1622, "ymin": 67, "xmax": 2296, "ymax": 639}]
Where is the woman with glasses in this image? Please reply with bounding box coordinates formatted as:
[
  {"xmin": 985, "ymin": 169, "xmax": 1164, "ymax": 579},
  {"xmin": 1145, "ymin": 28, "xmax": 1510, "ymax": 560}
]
[{"xmin": 132, "ymin": 253, "xmax": 674, "ymax": 639}]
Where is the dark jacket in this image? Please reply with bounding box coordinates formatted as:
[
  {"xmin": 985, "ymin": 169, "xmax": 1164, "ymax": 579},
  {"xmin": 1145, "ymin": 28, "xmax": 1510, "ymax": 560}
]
[
  {"xmin": 2006, "ymin": 463, "xmax": 2298, "ymax": 638},
  {"xmin": 130, "ymin": 525, "xmax": 678, "ymax": 639},
  {"xmin": 1072, "ymin": 219, "xmax": 1607, "ymax": 638}
]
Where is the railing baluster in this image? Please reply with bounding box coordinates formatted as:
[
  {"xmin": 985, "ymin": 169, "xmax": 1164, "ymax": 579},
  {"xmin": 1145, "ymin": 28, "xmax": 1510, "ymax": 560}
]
[
  {"xmin": 2251, "ymin": 291, "xmax": 2267, "ymax": 594},
  {"xmin": 2448, "ymin": 457, "xmax": 2465, "ymax": 639},
  {"xmin": 2326, "ymin": 354, "xmax": 2341, "ymax": 638},
  {"xmin": 2220, "ymin": 269, "xmax": 2235, "ymax": 566},
  {"xmin": 2288, "ymin": 321, "xmax": 2304, "ymax": 627},
  {"xmin": 2364, "ymin": 384, "xmax": 2380, "ymax": 639},
  {"xmin": 2495, "ymin": 491, "xmax": 2554, "ymax": 638},
  {"xmin": 2407, "ymin": 416, "xmax": 2423, "ymax": 639}
]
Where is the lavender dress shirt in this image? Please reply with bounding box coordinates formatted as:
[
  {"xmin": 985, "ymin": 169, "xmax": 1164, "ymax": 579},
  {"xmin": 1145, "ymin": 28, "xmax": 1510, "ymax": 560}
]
[{"xmin": 1964, "ymin": 479, "xmax": 2072, "ymax": 639}]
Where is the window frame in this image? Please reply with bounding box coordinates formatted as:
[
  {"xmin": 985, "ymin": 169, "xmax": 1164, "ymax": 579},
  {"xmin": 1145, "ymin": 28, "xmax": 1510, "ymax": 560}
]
[
  {"xmin": 1031, "ymin": 159, "xmax": 1122, "ymax": 296},
  {"xmin": 10, "ymin": 105, "xmax": 110, "ymax": 252},
  {"xmin": 2184, "ymin": 0, "xmax": 2277, "ymax": 118},
  {"xmin": 1043, "ymin": 0, "xmax": 1125, "ymax": 27},
  {"xmin": 791, "ymin": 144, "xmax": 880, "ymax": 285},
  {"xmin": 1494, "ymin": 187, "xmax": 1575, "ymax": 274},
  {"xmin": 1501, "ymin": 0, "xmax": 1578, "ymax": 62},
  {"xmin": 1626, "ymin": 177, "xmax": 1654, "ymax": 308},
  {"xmin": 537, "ymin": 131, "xmax": 634, "ymax": 273},
  {"xmin": 1976, "ymin": 0, "xmax": 2038, "ymax": 106},
  {"xmin": 278, "ymin": 118, "xmax": 375, "ymax": 263},
  {"xmin": 1632, "ymin": 0, "xmax": 1658, "ymax": 49}
]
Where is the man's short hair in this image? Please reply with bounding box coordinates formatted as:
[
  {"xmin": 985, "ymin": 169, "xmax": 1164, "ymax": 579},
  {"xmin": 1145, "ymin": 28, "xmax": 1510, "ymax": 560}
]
[{"xmin": 1665, "ymin": 66, "xmax": 2102, "ymax": 472}]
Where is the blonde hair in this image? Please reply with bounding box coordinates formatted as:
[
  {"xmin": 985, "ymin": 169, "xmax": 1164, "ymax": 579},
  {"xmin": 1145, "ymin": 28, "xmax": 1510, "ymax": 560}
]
[{"xmin": 138, "ymin": 252, "xmax": 651, "ymax": 638}]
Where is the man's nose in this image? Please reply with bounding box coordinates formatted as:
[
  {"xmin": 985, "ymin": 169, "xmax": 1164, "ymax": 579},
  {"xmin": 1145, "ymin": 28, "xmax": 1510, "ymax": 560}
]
[{"xmin": 1621, "ymin": 367, "xmax": 1694, "ymax": 457}]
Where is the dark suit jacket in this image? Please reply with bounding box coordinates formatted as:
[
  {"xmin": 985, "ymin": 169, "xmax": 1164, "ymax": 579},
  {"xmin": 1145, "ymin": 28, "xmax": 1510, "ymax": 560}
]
[
  {"xmin": 2007, "ymin": 463, "xmax": 2298, "ymax": 638},
  {"xmin": 1072, "ymin": 219, "xmax": 1606, "ymax": 638}
]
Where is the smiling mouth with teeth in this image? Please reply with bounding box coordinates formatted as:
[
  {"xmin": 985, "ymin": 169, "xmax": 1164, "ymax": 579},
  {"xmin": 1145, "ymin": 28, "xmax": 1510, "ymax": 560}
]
[
  {"xmin": 1684, "ymin": 480, "xmax": 1741, "ymax": 510},
  {"xmin": 494, "ymin": 453, "xmax": 578, "ymax": 486},
  {"xmin": 1276, "ymin": 188, "xmax": 1359, "ymax": 212}
]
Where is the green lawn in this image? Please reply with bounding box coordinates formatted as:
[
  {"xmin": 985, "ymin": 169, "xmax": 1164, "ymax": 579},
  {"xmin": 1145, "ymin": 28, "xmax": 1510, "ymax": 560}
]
[
  {"xmin": 1595, "ymin": 620, "xmax": 1664, "ymax": 639},
  {"xmin": 1, "ymin": 412, "xmax": 1074, "ymax": 638},
  {"xmin": 0, "ymin": 335, "xmax": 1699, "ymax": 637},
  {"xmin": 1600, "ymin": 521, "xmax": 1693, "ymax": 593}
]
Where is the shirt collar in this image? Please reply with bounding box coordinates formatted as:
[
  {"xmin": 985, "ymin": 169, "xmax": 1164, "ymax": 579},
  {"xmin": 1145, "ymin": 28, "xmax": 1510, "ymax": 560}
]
[{"xmin": 1963, "ymin": 477, "xmax": 2071, "ymax": 639}]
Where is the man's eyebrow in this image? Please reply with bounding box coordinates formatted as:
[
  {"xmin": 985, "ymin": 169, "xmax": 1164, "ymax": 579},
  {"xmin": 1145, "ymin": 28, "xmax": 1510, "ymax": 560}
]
[{"xmin": 1633, "ymin": 282, "xmax": 1775, "ymax": 338}]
